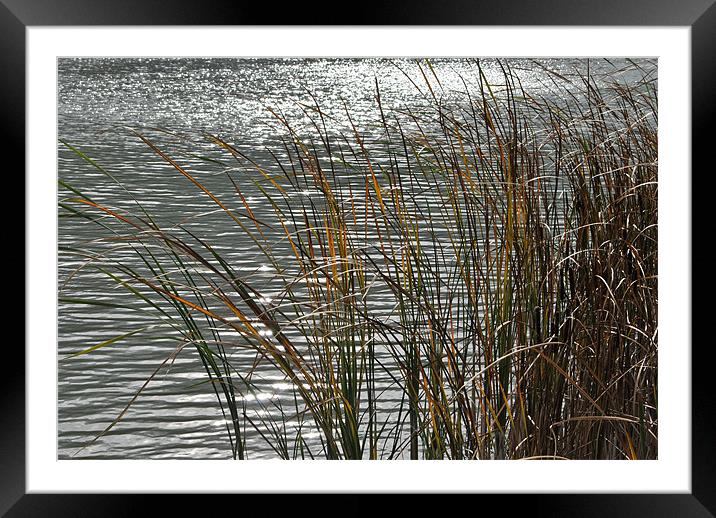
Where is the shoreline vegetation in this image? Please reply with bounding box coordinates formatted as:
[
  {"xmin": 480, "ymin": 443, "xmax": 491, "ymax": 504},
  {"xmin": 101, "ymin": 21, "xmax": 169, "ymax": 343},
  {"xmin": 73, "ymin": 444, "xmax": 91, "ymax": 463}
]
[{"xmin": 59, "ymin": 59, "xmax": 658, "ymax": 459}]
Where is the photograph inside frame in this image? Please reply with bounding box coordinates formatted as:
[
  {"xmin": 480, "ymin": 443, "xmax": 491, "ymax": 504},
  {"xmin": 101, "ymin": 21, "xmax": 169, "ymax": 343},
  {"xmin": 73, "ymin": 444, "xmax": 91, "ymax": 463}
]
[{"xmin": 57, "ymin": 57, "xmax": 658, "ymax": 460}]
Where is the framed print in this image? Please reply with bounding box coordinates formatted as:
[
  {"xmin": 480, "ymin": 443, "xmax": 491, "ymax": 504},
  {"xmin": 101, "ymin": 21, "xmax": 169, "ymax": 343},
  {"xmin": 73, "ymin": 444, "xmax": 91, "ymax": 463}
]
[{"xmin": 7, "ymin": 0, "xmax": 712, "ymax": 514}]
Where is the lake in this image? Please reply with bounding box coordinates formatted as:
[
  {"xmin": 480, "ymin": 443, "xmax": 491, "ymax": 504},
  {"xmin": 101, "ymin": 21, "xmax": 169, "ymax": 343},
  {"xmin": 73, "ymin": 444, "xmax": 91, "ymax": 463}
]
[{"xmin": 58, "ymin": 57, "xmax": 657, "ymax": 459}]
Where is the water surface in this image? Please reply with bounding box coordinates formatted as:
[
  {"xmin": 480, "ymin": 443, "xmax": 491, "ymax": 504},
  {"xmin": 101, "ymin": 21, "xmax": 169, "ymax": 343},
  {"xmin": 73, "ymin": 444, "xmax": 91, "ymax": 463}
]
[{"xmin": 58, "ymin": 57, "xmax": 656, "ymax": 459}]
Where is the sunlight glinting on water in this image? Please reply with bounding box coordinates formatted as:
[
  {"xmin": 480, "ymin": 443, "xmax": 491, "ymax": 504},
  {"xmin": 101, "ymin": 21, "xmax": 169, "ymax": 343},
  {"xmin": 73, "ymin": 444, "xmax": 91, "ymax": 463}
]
[{"xmin": 58, "ymin": 57, "xmax": 656, "ymax": 459}]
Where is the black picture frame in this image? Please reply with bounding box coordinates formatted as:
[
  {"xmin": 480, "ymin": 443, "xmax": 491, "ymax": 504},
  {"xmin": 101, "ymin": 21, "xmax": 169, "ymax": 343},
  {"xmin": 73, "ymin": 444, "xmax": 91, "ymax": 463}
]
[{"xmin": 6, "ymin": 0, "xmax": 711, "ymax": 514}]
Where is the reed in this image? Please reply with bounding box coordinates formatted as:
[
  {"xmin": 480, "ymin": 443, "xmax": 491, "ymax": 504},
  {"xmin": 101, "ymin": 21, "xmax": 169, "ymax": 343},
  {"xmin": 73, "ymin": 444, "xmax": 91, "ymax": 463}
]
[{"xmin": 59, "ymin": 59, "xmax": 658, "ymax": 459}]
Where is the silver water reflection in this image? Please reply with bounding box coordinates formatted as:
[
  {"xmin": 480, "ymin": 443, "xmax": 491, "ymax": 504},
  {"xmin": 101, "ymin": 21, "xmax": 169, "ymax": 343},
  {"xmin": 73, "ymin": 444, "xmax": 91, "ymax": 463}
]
[{"xmin": 58, "ymin": 58, "xmax": 655, "ymax": 459}]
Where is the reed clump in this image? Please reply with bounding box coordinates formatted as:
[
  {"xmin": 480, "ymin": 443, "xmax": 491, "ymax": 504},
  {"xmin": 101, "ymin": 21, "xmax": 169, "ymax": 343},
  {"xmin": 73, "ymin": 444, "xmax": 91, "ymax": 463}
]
[{"xmin": 60, "ymin": 59, "xmax": 658, "ymax": 459}]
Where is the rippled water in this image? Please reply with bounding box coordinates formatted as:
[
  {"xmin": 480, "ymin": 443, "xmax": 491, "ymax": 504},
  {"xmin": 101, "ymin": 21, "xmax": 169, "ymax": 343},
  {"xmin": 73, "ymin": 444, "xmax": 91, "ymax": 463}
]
[{"xmin": 58, "ymin": 57, "xmax": 655, "ymax": 459}]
